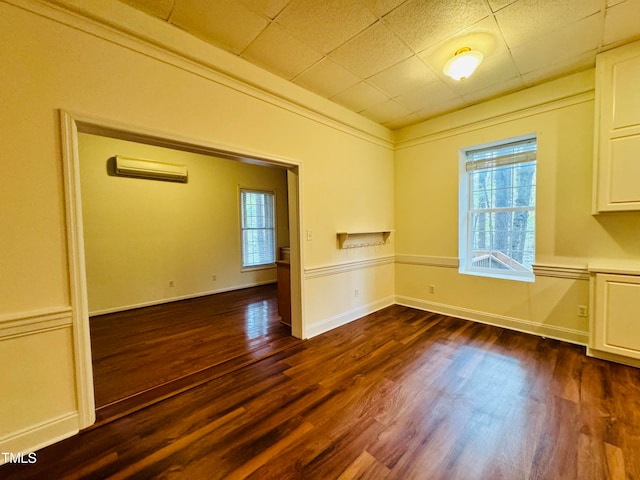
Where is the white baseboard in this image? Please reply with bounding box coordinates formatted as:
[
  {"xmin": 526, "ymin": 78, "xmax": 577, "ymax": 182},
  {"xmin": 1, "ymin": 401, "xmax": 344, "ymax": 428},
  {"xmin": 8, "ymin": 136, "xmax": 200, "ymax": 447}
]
[
  {"xmin": 395, "ymin": 295, "xmax": 589, "ymax": 346},
  {"xmin": 0, "ymin": 412, "xmax": 78, "ymax": 466},
  {"xmin": 304, "ymin": 296, "xmax": 395, "ymax": 339},
  {"xmin": 89, "ymin": 280, "xmax": 277, "ymax": 316}
]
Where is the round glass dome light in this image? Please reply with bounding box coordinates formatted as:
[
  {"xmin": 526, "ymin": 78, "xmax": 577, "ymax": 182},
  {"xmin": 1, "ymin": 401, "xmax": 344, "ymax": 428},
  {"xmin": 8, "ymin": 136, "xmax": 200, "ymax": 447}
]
[{"xmin": 443, "ymin": 47, "xmax": 484, "ymax": 81}]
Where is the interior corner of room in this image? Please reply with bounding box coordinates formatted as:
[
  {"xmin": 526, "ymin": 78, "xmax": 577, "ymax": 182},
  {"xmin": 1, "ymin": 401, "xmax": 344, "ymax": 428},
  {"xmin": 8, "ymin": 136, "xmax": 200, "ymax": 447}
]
[{"xmin": 3, "ymin": 0, "xmax": 640, "ymax": 475}]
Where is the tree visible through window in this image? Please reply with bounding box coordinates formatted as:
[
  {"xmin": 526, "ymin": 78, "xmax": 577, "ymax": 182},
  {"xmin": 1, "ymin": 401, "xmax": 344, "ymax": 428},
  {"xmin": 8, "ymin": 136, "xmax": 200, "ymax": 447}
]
[
  {"xmin": 240, "ymin": 189, "xmax": 275, "ymax": 268},
  {"xmin": 460, "ymin": 137, "xmax": 537, "ymax": 281}
]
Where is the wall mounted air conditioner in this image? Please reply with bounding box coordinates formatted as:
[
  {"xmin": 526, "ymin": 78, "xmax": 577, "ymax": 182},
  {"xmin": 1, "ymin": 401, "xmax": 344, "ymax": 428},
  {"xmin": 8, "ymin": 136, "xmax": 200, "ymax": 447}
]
[{"xmin": 113, "ymin": 155, "xmax": 188, "ymax": 183}]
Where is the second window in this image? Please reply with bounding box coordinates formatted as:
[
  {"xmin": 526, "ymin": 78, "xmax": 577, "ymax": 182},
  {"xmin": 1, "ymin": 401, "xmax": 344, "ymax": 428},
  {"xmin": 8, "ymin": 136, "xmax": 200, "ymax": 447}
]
[{"xmin": 240, "ymin": 189, "xmax": 276, "ymax": 269}]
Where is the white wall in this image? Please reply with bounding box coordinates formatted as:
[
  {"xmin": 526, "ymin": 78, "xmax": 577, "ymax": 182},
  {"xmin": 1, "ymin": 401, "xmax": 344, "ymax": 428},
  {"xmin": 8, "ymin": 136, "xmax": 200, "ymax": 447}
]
[
  {"xmin": 79, "ymin": 133, "xmax": 289, "ymax": 314},
  {"xmin": 0, "ymin": 0, "xmax": 395, "ymax": 457},
  {"xmin": 394, "ymin": 70, "xmax": 640, "ymax": 345},
  {"xmin": 8, "ymin": 0, "xmax": 637, "ymax": 462}
]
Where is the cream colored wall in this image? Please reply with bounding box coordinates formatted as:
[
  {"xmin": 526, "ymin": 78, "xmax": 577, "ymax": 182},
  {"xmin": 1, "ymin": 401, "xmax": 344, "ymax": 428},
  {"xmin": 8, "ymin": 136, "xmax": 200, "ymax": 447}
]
[
  {"xmin": 395, "ymin": 264, "xmax": 589, "ymax": 343},
  {"xmin": 0, "ymin": 0, "xmax": 394, "ymax": 458},
  {"xmin": 9, "ymin": 0, "xmax": 638, "ymax": 462},
  {"xmin": 79, "ymin": 133, "xmax": 289, "ymax": 314},
  {"xmin": 394, "ymin": 70, "xmax": 640, "ymax": 344}
]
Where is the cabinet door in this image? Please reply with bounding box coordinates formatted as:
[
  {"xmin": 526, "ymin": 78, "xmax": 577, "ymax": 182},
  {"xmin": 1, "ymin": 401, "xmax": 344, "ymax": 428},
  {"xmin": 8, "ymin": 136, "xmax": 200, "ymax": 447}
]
[
  {"xmin": 594, "ymin": 40, "xmax": 640, "ymax": 212},
  {"xmin": 591, "ymin": 273, "xmax": 640, "ymax": 359}
]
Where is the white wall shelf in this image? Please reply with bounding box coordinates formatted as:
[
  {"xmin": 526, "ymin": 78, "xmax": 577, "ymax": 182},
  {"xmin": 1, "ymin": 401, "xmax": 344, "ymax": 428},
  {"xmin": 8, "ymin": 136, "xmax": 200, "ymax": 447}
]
[{"xmin": 337, "ymin": 231, "xmax": 392, "ymax": 249}]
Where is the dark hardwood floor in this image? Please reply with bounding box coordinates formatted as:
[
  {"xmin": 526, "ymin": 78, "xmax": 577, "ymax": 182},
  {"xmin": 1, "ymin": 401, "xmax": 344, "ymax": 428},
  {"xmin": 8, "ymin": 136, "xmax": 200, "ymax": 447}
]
[
  {"xmin": 90, "ymin": 284, "xmax": 298, "ymax": 424},
  {"xmin": 3, "ymin": 304, "xmax": 640, "ymax": 479}
]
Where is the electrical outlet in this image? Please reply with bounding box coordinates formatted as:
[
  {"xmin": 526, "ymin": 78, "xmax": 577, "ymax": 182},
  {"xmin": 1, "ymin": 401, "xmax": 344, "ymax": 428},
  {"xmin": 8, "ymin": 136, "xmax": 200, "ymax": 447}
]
[
  {"xmin": 212, "ymin": 274, "xmax": 217, "ymax": 281},
  {"xmin": 355, "ymin": 288, "xmax": 359, "ymax": 297},
  {"xmin": 428, "ymin": 285, "xmax": 436, "ymax": 294},
  {"xmin": 578, "ymin": 305, "xmax": 588, "ymax": 317},
  {"xmin": 307, "ymin": 230, "xmax": 313, "ymax": 241},
  {"xmin": 169, "ymin": 280, "xmax": 175, "ymax": 287}
]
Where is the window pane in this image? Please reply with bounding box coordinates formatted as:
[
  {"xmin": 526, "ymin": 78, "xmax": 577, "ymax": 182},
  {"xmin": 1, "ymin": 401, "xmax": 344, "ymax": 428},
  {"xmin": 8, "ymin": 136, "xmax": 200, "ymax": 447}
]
[
  {"xmin": 242, "ymin": 229, "xmax": 275, "ymax": 266},
  {"xmin": 242, "ymin": 191, "xmax": 275, "ymax": 229},
  {"xmin": 493, "ymin": 166, "xmax": 513, "ymax": 208},
  {"xmin": 240, "ymin": 190, "xmax": 275, "ymax": 267}
]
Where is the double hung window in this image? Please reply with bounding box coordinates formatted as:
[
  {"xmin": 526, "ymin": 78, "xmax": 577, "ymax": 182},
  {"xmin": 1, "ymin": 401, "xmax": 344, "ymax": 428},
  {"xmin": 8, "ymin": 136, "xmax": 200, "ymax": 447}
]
[
  {"xmin": 459, "ymin": 137, "xmax": 537, "ymax": 281},
  {"xmin": 240, "ymin": 189, "xmax": 276, "ymax": 268}
]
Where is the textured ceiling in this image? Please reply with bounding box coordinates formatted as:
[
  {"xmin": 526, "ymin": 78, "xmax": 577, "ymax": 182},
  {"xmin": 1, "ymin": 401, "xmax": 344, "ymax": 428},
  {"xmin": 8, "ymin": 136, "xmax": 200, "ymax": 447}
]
[{"xmin": 118, "ymin": 0, "xmax": 640, "ymax": 130}]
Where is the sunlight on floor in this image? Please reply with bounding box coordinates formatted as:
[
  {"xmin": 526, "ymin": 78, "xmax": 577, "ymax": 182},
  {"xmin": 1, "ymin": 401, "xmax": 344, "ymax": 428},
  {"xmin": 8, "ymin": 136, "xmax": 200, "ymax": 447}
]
[{"xmin": 245, "ymin": 300, "xmax": 270, "ymax": 339}]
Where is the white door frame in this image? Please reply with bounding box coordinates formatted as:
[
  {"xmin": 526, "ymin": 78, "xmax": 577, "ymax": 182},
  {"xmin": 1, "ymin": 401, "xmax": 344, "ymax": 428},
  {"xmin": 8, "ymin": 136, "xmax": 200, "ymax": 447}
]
[{"xmin": 59, "ymin": 110, "xmax": 305, "ymax": 429}]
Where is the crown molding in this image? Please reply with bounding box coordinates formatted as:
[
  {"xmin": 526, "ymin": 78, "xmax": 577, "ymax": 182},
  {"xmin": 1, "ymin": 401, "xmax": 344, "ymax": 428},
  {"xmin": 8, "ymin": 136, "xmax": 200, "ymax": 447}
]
[
  {"xmin": 8, "ymin": 0, "xmax": 393, "ymax": 148},
  {"xmin": 394, "ymin": 70, "xmax": 595, "ymax": 150}
]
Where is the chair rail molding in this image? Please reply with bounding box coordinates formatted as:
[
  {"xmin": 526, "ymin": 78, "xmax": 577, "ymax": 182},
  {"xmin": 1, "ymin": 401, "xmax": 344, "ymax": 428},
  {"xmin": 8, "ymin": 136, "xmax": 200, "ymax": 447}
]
[
  {"xmin": 532, "ymin": 262, "xmax": 590, "ymax": 280},
  {"xmin": 305, "ymin": 255, "xmax": 395, "ymax": 279},
  {"xmin": 0, "ymin": 307, "xmax": 72, "ymax": 340},
  {"xmin": 395, "ymin": 254, "xmax": 459, "ymax": 268}
]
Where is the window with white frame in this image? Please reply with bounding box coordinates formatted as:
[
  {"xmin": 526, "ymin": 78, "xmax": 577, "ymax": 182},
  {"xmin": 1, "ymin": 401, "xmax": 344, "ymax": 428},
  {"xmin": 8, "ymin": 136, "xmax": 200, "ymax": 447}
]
[
  {"xmin": 459, "ymin": 136, "xmax": 537, "ymax": 281},
  {"xmin": 240, "ymin": 189, "xmax": 276, "ymax": 268}
]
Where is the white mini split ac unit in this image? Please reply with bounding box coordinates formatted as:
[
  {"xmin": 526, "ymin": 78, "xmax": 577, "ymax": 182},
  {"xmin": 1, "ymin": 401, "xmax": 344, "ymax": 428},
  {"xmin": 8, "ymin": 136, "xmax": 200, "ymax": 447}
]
[{"xmin": 114, "ymin": 155, "xmax": 188, "ymax": 183}]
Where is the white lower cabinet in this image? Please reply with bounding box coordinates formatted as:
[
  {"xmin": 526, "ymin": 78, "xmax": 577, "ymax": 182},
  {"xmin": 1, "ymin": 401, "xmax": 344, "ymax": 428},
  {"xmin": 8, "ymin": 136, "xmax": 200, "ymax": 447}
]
[{"xmin": 589, "ymin": 268, "xmax": 640, "ymax": 364}]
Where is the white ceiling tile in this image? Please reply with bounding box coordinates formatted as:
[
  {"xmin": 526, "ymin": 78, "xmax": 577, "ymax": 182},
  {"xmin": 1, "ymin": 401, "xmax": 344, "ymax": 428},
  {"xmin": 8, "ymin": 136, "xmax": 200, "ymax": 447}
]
[
  {"xmin": 360, "ymin": 0, "xmax": 408, "ymax": 17},
  {"xmin": 368, "ymin": 56, "xmax": 438, "ymax": 97},
  {"xmin": 329, "ymin": 22, "xmax": 413, "ymax": 78},
  {"xmin": 521, "ymin": 51, "xmax": 596, "ymax": 86},
  {"xmin": 413, "ymin": 97, "xmax": 466, "ymax": 121},
  {"xmin": 384, "ymin": 0, "xmax": 491, "ymax": 52},
  {"xmin": 330, "ymin": 81, "xmax": 389, "ymax": 112},
  {"xmin": 393, "ymin": 80, "xmax": 459, "ymax": 112},
  {"xmin": 293, "ymin": 58, "xmax": 361, "ymax": 97},
  {"xmin": 604, "ymin": 0, "xmax": 640, "ymax": 46},
  {"xmin": 242, "ymin": 23, "xmax": 323, "ymax": 79},
  {"xmin": 461, "ymin": 76, "xmax": 524, "ymax": 104},
  {"xmin": 275, "ymin": 0, "xmax": 377, "ymax": 54},
  {"xmin": 383, "ymin": 113, "xmax": 421, "ymax": 130},
  {"xmin": 496, "ymin": 0, "xmax": 603, "ymax": 49},
  {"xmin": 118, "ymin": 0, "xmax": 175, "ymax": 19},
  {"xmin": 487, "ymin": 0, "xmax": 517, "ymax": 12},
  {"xmin": 388, "ymin": 115, "xmax": 421, "ymax": 129},
  {"xmin": 510, "ymin": 15, "xmax": 601, "ymax": 74},
  {"xmin": 171, "ymin": 0, "xmax": 268, "ymax": 54},
  {"xmin": 360, "ymin": 99, "xmax": 412, "ymax": 123},
  {"xmin": 239, "ymin": 0, "xmax": 291, "ymax": 19}
]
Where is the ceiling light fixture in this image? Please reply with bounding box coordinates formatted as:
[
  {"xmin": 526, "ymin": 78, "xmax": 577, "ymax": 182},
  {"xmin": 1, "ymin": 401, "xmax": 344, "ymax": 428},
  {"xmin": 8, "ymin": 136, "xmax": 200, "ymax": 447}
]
[{"xmin": 443, "ymin": 47, "xmax": 484, "ymax": 81}]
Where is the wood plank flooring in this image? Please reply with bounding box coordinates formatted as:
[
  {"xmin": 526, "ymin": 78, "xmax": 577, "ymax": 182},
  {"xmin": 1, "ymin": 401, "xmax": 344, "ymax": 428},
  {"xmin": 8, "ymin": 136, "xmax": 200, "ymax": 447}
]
[
  {"xmin": 3, "ymin": 305, "xmax": 640, "ymax": 479},
  {"xmin": 89, "ymin": 284, "xmax": 298, "ymax": 424}
]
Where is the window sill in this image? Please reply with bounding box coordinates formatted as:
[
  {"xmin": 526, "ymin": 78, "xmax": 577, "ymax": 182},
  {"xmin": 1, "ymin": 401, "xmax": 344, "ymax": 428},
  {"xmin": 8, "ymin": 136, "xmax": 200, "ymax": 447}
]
[
  {"xmin": 241, "ymin": 264, "xmax": 276, "ymax": 273},
  {"xmin": 459, "ymin": 268, "xmax": 535, "ymax": 283}
]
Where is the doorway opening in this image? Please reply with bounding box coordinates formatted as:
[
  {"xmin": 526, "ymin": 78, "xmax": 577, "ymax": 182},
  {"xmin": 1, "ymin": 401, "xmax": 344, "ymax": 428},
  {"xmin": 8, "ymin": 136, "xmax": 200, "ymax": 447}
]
[{"xmin": 60, "ymin": 111, "xmax": 304, "ymax": 429}]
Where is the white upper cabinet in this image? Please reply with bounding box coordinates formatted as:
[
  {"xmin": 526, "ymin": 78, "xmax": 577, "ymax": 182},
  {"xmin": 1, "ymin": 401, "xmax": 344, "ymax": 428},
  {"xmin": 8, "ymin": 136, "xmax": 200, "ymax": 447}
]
[{"xmin": 593, "ymin": 40, "xmax": 640, "ymax": 213}]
